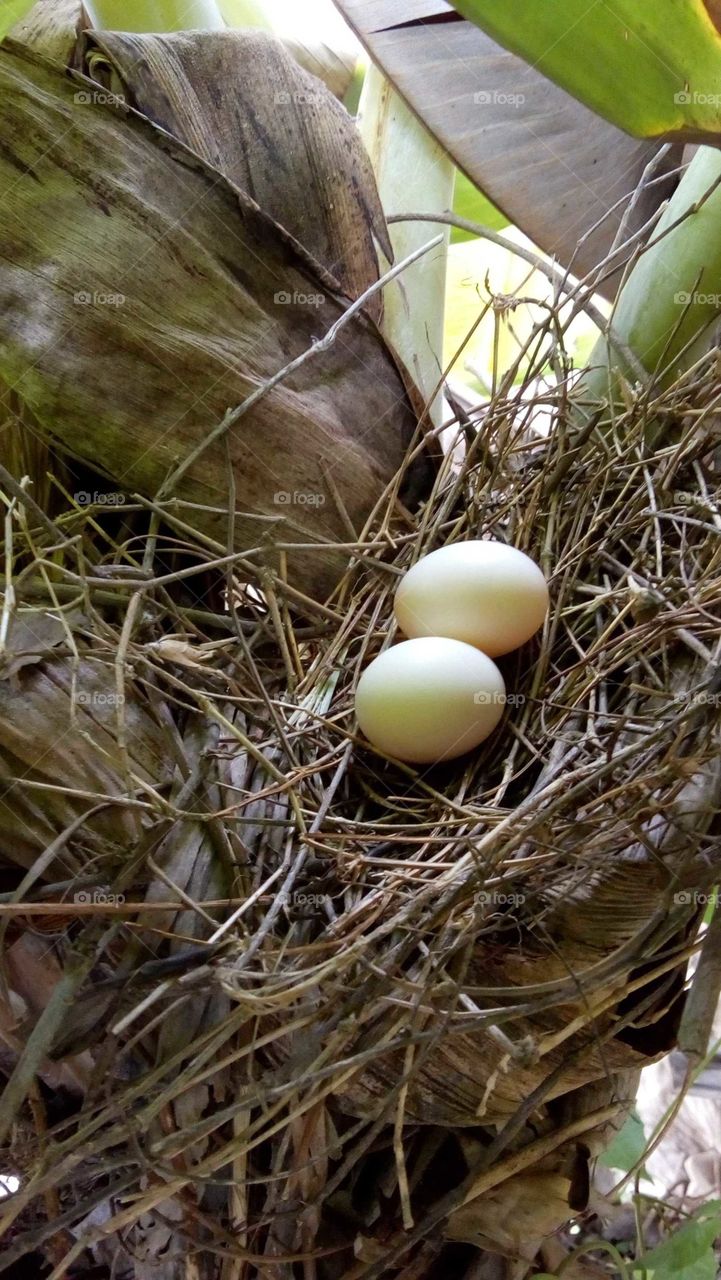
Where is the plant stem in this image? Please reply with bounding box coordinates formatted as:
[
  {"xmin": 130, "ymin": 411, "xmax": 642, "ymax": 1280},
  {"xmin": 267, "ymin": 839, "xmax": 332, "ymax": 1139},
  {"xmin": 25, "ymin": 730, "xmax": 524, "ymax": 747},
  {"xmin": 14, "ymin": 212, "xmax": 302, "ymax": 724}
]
[
  {"xmin": 555, "ymin": 1238, "xmax": 632, "ymax": 1279},
  {"xmin": 0, "ymin": 0, "xmax": 36, "ymax": 38},
  {"xmin": 581, "ymin": 146, "xmax": 721, "ymax": 412},
  {"xmin": 358, "ymin": 65, "xmax": 454, "ymax": 426},
  {"xmin": 83, "ymin": 0, "xmax": 225, "ymax": 31}
]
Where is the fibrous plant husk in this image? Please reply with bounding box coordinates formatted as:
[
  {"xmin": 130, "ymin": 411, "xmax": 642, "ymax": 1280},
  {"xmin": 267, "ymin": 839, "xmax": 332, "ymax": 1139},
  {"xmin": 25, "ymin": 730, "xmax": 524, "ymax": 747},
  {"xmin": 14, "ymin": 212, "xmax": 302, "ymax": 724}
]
[
  {"xmin": 12, "ymin": 0, "xmax": 360, "ymax": 102},
  {"xmin": 73, "ymin": 27, "xmax": 392, "ymax": 314},
  {"xmin": 0, "ymin": 38, "xmax": 433, "ymax": 603},
  {"xmin": 1, "ymin": 265, "xmax": 720, "ymax": 1274},
  {"xmin": 0, "ymin": 638, "xmax": 171, "ymax": 875}
]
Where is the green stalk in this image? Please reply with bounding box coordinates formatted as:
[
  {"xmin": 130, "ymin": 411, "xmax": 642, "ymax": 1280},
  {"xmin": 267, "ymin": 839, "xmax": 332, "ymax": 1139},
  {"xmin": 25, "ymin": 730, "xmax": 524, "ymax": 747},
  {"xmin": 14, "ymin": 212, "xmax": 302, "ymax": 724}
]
[
  {"xmin": 83, "ymin": 0, "xmax": 225, "ymax": 30},
  {"xmin": 358, "ymin": 63, "xmax": 454, "ymax": 426},
  {"xmin": 582, "ymin": 146, "xmax": 721, "ymax": 414},
  {"xmin": 1, "ymin": 0, "xmax": 36, "ymax": 38}
]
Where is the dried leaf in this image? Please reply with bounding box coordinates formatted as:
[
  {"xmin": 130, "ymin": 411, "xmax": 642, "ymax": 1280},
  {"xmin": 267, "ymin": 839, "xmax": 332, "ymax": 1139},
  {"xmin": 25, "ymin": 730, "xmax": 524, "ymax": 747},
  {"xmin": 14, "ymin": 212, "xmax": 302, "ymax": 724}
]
[
  {"xmin": 220, "ymin": 0, "xmax": 360, "ymax": 99},
  {"xmin": 281, "ymin": 33, "xmax": 358, "ymax": 101},
  {"xmin": 0, "ymin": 652, "xmax": 172, "ymax": 871},
  {"xmin": 75, "ymin": 28, "xmax": 391, "ymax": 312},
  {"xmin": 445, "ymin": 1170, "xmax": 573, "ymax": 1258},
  {"xmin": 0, "ymin": 41, "xmax": 432, "ymax": 602},
  {"xmin": 2, "ymin": 934, "xmax": 93, "ymax": 1092},
  {"xmin": 14, "ymin": 0, "xmax": 359, "ymax": 108},
  {"xmin": 0, "ymin": 608, "xmax": 83, "ymax": 679},
  {"xmin": 147, "ymin": 637, "xmax": 213, "ymax": 667}
]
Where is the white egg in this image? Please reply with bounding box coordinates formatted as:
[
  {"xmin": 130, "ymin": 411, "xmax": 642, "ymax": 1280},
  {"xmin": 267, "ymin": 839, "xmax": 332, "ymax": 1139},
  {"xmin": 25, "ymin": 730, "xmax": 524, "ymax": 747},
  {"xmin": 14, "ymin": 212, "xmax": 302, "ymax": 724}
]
[
  {"xmin": 354, "ymin": 637, "xmax": 505, "ymax": 763},
  {"xmin": 394, "ymin": 540, "xmax": 549, "ymax": 658}
]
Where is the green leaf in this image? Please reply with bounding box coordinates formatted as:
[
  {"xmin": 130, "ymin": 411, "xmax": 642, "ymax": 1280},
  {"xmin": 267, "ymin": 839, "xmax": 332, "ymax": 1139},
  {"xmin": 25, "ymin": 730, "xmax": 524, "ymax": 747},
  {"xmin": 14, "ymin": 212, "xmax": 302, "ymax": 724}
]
[
  {"xmin": 638, "ymin": 1204, "xmax": 721, "ymax": 1280},
  {"xmin": 0, "ymin": 0, "xmax": 37, "ymax": 39},
  {"xmin": 452, "ymin": 170, "xmax": 509, "ymax": 242},
  {"xmin": 450, "ymin": 0, "xmax": 721, "ymax": 142},
  {"xmin": 703, "ymin": 890, "xmax": 719, "ymax": 924},
  {"xmin": 599, "ymin": 1109, "xmax": 647, "ymax": 1173}
]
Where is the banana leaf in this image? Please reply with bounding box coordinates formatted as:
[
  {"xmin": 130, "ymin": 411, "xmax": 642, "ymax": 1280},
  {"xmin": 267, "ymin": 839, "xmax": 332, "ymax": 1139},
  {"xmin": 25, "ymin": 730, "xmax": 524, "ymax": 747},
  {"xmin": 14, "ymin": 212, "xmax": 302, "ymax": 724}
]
[
  {"xmin": 452, "ymin": 0, "xmax": 721, "ymax": 143},
  {"xmin": 82, "ymin": 0, "xmax": 225, "ymax": 29},
  {"xmin": 332, "ymin": 0, "xmax": 681, "ymax": 294},
  {"xmin": 0, "ymin": 620, "xmax": 171, "ymax": 873},
  {"xmin": 219, "ymin": 0, "xmax": 360, "ymax": 100},
  {"xmin": 7, "ymin": 0, "xmax": 87, "ymax": 75}
]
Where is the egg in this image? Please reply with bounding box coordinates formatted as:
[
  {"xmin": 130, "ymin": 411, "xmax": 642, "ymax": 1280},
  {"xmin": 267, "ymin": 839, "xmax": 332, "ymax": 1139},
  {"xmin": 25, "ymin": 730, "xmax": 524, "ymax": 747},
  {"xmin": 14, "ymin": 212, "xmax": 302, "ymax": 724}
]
[
  {"xmin": 394, "ymin": 540, "xmax": 548, "ymax": 657},
  {"xmin": 354, "ymin": 637, "xmax": 505, "ymax": 763}
]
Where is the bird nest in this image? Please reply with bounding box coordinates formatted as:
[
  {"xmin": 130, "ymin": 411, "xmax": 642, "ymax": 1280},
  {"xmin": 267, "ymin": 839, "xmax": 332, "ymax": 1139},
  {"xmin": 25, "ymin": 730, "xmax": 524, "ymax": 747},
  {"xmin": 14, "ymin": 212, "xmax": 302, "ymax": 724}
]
[{"xmin": 1, "ymin": 321, "xmax": 720, "ymax": 1278}]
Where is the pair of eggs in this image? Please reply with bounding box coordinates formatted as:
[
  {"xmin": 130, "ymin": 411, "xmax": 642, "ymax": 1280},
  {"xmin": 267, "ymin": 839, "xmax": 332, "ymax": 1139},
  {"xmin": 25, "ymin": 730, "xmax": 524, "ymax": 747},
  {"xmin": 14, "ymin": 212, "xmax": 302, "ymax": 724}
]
[{"xmin": 355, "ymin": 540, "xmax": 548, "ymax": 763}]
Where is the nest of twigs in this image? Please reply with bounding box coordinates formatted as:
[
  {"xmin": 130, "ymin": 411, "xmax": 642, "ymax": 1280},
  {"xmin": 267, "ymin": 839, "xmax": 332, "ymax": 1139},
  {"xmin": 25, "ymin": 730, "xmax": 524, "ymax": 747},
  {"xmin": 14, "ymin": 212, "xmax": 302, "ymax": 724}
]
[{"xmin": 1, "ymin": 288, "xmax": 721, "ymax": 1280}]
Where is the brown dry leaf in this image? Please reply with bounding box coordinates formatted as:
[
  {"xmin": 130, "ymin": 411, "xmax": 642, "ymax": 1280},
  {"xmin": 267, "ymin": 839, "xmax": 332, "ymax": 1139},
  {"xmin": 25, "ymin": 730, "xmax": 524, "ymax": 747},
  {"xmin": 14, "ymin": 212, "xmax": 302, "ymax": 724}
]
[
  {"xmin": 281, "ymin": 32, "xmax": 358, "ymax": 101},
  {"xmin": 0, "ymin": 41, "xmax": 432, "ymax": 602},
  {"xmin": 444, "ymin": 1170, "xmax": 573, "ymax": 1259},
  {"xmin": 335, "ymin": 0, "xmax": 681, "ymax": 296},
  {"xmin": 1, "ymin": 935, "xmax": 93, "ymax": 1092},
  {"xmin": 146, "ymin": 637, "xmax": 213, "ymax": 668},
  {"xmin": 0, "ymin": 608, "xmax": 83, "ymax": 680},
  {"xmin": 326, "ymin": 940, "xmax": 653, "ymax": 1127},
  {"xmin": 312, "ymin": 769, "xmax": 715, "ymax": 1129},
  {"xmin": 0, "ymin": 652, "xmax": 172, "ymax": 872},
  {"xmin": 11, "ymin": 0, "xmax": 357, "ymax": 101},
  {"xmin": 76, "ymin": 28, "xmax": 390, "ymax": 314}
]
